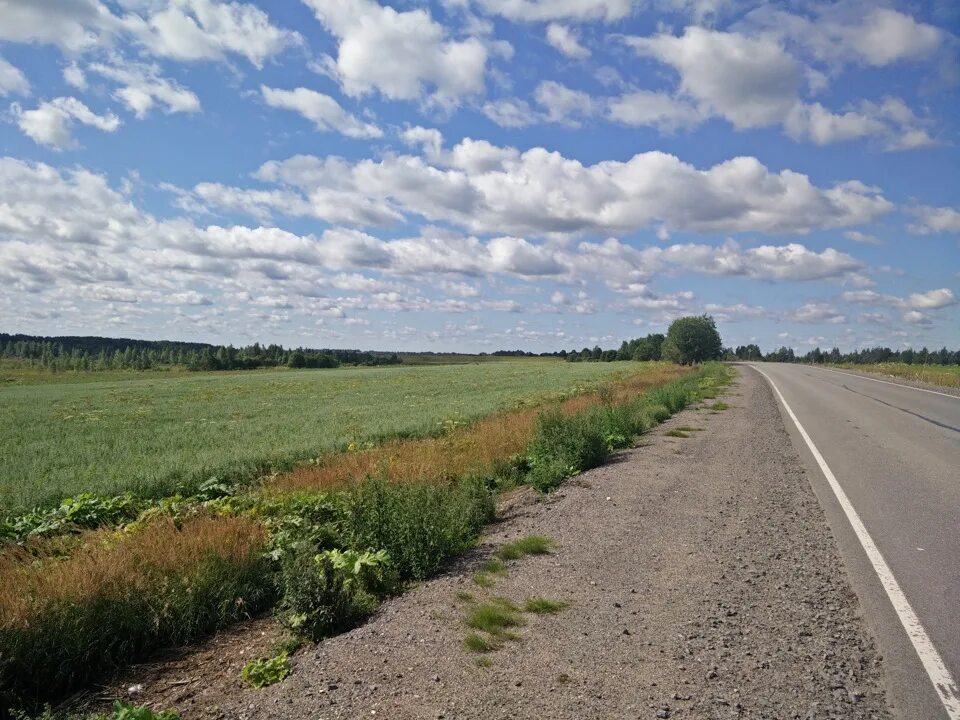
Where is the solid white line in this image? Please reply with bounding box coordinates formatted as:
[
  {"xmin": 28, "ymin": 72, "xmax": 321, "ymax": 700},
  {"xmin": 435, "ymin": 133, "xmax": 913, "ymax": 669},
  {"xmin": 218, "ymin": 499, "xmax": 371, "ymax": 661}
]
[
  {"xmin": 752, "ymin": 365, "xmax": 960, "ymax": 719},
  {"xmin": 812, "ymin": 365, "xmax": 959, "ymax": 400}
]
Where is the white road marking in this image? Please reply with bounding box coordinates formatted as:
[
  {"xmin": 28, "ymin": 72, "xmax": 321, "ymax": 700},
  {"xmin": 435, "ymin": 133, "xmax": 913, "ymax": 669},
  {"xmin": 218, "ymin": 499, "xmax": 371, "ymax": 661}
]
[
  {"xmin": 752, "ymin": 365, "xmax": 960, "ymax": 720},
  {"xmin": 813, "ymin": 365, "xmax": 959, "ymax": 400}
]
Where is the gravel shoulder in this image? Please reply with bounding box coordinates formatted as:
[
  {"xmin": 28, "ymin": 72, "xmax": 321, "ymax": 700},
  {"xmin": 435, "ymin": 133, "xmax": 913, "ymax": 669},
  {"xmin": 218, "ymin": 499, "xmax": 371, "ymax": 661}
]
[{"xmin": 99, "ymin": 366, "xmax": 892, "ymax": 720}]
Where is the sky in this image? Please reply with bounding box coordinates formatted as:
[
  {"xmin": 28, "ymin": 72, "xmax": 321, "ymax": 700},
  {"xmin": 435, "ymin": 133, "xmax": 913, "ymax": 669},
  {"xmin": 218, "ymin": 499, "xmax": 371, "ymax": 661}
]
[{"xmin": 0, "ymin": 0, "xmax": 958, "ymax": 354}]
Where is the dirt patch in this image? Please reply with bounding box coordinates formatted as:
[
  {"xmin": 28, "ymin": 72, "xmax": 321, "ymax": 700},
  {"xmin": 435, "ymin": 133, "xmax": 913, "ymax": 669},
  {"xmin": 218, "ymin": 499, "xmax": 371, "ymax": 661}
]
[{"xmin": 91, "ymin": 367, "xmax": 891, "ymax": 719}]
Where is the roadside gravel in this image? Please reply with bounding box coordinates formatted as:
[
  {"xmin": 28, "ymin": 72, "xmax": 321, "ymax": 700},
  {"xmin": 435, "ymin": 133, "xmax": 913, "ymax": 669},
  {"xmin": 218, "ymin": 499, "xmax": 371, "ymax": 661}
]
[{"xmin": 101, "ymin": 366, "xmax": 892, "ymax": 719}]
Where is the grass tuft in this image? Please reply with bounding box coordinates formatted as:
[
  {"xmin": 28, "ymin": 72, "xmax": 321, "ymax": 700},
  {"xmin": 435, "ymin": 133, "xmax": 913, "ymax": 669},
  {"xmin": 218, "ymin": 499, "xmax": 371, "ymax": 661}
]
[
  {"xmin": 708, "ymin": 401, "xmax": 729, "ymax": 412},
  {"xmin": 466, "ymin": 598, "xmax": 524, "ymax": 636},
  {"xmin": 663, "ymin": 429, "xmax": 689, "ymax": 438},
  {"xmin": 495, "ymin": 535, "xmax": 554, "ymax": 561},
  {"xmin": 522, "ymin": 597, "xmax": 570, "ymax": 614},
  {"xmin": 463, "ymin": 632, "xmax": 499, "ymax": 653}
]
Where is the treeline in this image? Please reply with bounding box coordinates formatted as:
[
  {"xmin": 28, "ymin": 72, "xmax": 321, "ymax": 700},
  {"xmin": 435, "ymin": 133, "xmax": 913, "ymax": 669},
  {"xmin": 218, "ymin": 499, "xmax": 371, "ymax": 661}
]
[
  {"xmin": 0, "ymin": 334, "xmax": 400, "ymax": 372},
  {"xmin": 732, "ymin": 344, "xmax": 960, "ymax": 365},
  {"xmin": 563, "ymin": 334, "xmax": 666, "ymax": 362}
]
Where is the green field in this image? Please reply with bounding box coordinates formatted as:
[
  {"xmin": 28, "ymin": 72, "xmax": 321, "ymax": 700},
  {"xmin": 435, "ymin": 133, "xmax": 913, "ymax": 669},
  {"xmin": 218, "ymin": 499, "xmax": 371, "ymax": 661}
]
[{"xmin": 0, "ymin": 360, "xmax": 651, "ymax": 512}]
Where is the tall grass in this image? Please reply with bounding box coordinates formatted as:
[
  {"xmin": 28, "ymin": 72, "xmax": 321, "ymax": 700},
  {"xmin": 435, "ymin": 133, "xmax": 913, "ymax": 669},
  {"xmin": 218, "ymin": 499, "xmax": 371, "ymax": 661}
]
[{"xmin": 0, "ymin": 516, "xmax": 271, "ymax": 708}]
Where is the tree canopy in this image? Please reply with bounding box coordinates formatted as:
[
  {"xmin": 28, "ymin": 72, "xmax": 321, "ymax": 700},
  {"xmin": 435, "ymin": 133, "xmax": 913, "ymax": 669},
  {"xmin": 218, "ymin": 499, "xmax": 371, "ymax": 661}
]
[{"xmin": 661, "ymin": 315, "xmax": 723, "ymax": 365}]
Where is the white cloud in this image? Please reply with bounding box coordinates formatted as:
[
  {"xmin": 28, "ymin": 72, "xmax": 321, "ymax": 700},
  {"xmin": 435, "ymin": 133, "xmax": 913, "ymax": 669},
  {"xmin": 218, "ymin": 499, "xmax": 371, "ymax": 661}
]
[
  {"xmin": 623, "ymin": 25, "xmax": 939, "ymax": 148},
  {"xmin": 475, "ymin": 0, "xmax": 633, "ymax": 22},
  {"xmin": 842, "ymin": 288, "xmax": 956, "ymax": 311},
  {"xmin": 907, "ymin": 205, "xmax": 960, "ymax": 235},
  {"xmin": 260, "ymin": 86, "xmax": 383, "ymax": 139},
  {"xmin": 784, "ymin": 102, "xmax": 884, "ymax": 145},
  {"xmin": 625, "ymin": 26, "xmax": 800, "ymax": 129},
  {"xmin": 792, "ymin": 302, "xmax": 846, "ymax": 324},
  {"xmin": 909, "ymin": 288, "xmax": 957, "ymax": 310},
  {"xmin": 545, "ymin": 23, "xmax": 590, "ymax": 59},
  {"xmin": 744, "ymin": 5, "xmax": 944, "ymax": 69},
  {"xmin": 304, "ymin": 0, "xmax": 488, "ymax": 105},
  {"xmin": 89, "ymin": 61, "xmax": 200, "ymax": 118},
  {"xmin": 482, "ymin": 98, "xmax": 538, "ymax": 128},
  {"xmin": 11, "ymin": 97, "xmax": 121, "ymax": 149},
  {"xmin": 607, "ymin": 90, "xmax": 702, "ymax": 131},
  {"xmin": 843, "ymin": 230, "xmax": 882, "ymax": 245},
  {"xmin": 63, "ymin": 62, "xmax": 87, "ymax": 90},
  {"xmin": 0, "ymin": 0, "xmax": 298, "ymax": 66},
  {"xmin": 0, "ymin": 55, "xmax": 30, "ymax": 96},
  {"xmin": 533, "ymin": 80, "xmax": 597, "ymax": 125},
  {"xmin": 218, "ymin": 141, "xmax": 894, "ymax": 237},
  {"xmin": 122, "ymin": 0, "xmax": 300, "ymax": 67}
]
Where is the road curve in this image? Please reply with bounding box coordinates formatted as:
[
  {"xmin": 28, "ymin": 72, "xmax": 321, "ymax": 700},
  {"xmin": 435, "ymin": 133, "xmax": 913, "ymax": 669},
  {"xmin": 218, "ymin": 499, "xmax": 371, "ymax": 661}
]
[{"xmin": 748, "ymin": 363, "xmax": 959, "ymax": 720}]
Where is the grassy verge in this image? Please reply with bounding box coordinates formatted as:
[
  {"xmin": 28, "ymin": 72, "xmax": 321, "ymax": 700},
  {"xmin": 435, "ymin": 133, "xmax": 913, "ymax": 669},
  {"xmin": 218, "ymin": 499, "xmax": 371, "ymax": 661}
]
[
  {"xmin": 829, "ymin": 362, "xmax": 960, "ymax": 389},
  {"xmin": 1, "ymin": 362, "xmax": 729, "ymax": 714}
]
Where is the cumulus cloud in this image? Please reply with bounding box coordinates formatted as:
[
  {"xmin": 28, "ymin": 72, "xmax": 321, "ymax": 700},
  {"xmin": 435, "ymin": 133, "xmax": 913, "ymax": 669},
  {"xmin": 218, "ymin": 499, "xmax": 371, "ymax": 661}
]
[
  {"xmin": 625, "ymin": 26, "xmax": 800, "ymax": 129},
  {"xmin": 792, "ymin": 302, "xmax": 846, "ymax": 324},
  {"xmin": 607, "ymin": 90, "xmax": 702, "ymax": 131},
  {"xmin": 475, "ymin": 0, "xmax": 633, "ymax": 22},
  {"xmin": 623, "ymin": 25, "xmax": 938, "ymax": 148},
  {"xmin": 545, "ymin": 23, "xmax": 590, "ymax": 59},
  {"xmin": 0, "ymin": 55, "xmax": 30, "ymax": 96},
  {"xmin": 260, "ymin": 86, "xmax": 383, "ymax": 139},
  {"xmin": 533, "ymin": 80, "xmax": 598, "ymax": 125},
  {"xmin": 11, "ymin": 97, "xmax": 121, "ymax": 149},
  {"xmin": 304, "ymin": 0, "xmax": 488, "ymax": 105},
  {"xmin": 741, "ymin": 4, "xmax": 945, "ymax": 68},
  {"xmin": 907, "ymin": 205, "xmax": 960, "ymax": 235},
  {"xmin": 843, "ymin": 230, "xmax": 882, "ymax": 245},
  {"xmin": 180, "ymin": 140, "xmax": 893, "ymax": 237},
  {"xmin": 0, "ymin": 0, "xmax": 298, "ymax": 66},
  {"xmin": 841, "ymin": 288, "xmax": 956, "ymax": 328},
  {"xmin": 88, "ymin": 61, "xmax": 200, "ymax": 118},
  {"xmin": 63, "ymin": 62, "xmax": 87, "ymax": 90}
]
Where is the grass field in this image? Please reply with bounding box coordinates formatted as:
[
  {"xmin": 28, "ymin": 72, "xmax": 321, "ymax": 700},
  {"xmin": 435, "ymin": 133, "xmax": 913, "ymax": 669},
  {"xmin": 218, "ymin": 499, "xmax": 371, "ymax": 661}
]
[
  {"xmin": 0, "ymin": 360, "xmax": 656, "ymax": 512},
  {"xmin": 833, "ymin": 362, "xmax": 960, "ymax": 388}
]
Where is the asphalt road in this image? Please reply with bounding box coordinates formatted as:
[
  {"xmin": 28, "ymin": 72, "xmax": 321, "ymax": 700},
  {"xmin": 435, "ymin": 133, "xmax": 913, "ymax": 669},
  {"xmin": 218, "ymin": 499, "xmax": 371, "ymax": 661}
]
[{"xmin": 748, "ymin": 363, "xmax": 959, "ymax": 720}]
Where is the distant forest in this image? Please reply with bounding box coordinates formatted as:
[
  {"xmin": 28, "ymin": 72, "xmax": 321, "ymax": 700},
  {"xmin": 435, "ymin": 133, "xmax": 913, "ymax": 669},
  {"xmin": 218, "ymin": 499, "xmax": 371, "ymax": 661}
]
[
  {"xmin": 0, "ymin": 333, "xmax": 400, "ymax": 372},
  {"xmin": 561, "ymin": 333, "xmax": 959, "ymax": 365},
  {"xmin": 2, "ymin": 332, "xmax": 957, "ymax": 373}
]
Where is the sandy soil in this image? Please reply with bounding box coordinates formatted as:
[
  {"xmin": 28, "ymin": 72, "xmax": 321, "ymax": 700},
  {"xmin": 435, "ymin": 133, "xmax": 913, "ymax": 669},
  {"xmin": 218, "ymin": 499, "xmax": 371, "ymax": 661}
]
[{"xmin": 95, "ymin": 367, "xmax": 891, "ymax": 720}]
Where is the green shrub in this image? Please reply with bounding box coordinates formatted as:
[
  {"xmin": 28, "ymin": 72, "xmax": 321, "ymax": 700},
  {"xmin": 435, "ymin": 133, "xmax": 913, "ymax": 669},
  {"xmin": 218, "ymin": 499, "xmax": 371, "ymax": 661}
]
[
  {"xmin": 339, "ymin": 476, "xmax": 493, "ymax": 581},
  {"xmin": 277, "ymin": 547, "xmax": 384, "ymax": 641},
  {"xmin": 241, "ymin": 651, "xmax": 291, "ymax": 688},
  {"xmin": 526, "ymin": 409, "xmax": 607, "ymax": 491}
]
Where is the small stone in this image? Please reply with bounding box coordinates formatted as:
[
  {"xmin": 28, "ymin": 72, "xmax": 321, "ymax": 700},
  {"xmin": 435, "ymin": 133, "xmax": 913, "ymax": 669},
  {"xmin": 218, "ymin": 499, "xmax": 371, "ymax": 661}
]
[
  {"xmin": 656, "ymin": 708, "xmax": 670, "ymax": 718},
  {"xmin": 127, "ymin": 684, "xmax": 143, "ymax": 696}
]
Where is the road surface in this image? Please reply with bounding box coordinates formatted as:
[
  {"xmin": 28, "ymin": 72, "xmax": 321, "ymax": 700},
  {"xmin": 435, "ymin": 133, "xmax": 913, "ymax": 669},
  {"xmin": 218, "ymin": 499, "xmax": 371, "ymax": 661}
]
[{"xmin": 749, "ymin": 363, "xmax": 959, "ymax": 720}]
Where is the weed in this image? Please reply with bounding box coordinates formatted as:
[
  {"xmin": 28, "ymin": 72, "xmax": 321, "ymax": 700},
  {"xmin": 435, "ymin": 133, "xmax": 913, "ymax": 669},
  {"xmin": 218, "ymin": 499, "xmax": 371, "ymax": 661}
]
[
  {"xmin": 466, "ymin": 598, "xmax": 524, "ymax": 636},
  {"xmin": 522, "ymin": 597, "xmax": 570, "ymax": 614},
  {"xmin": 241, "ymin": 651, "xmax": 291, "ymax": 688},
  {"xmin": 463, "ymin": 632, "xmax": 499, "ymax": 653},
  {"xmin": 476, "ymin": 656, "xmax": 494, "ymax": 668},
  {"xmin": 708, "ymin": 401, "xmax": 729, "ymax": 411},
  {"xmin": 455, "ymin": 590, "xmax": 475, "ymax": 602},
  {"xmin": 674, "ymin": 426, "xmax": 703, "ymax": 432},
  {"xmin": 663, "ymin": 429, "xmax": 689, "ymax": 438},
  {"xmin": 496, "ymin": 535, "xmax": 553, "ymax": 561},
  {"xmin": 92, "ymin": 701, "xmax": 181, "ymax": 720}
]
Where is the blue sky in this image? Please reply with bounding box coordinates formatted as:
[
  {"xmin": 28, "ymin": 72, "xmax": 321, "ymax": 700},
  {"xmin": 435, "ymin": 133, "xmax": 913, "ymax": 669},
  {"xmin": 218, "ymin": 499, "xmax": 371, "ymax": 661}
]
[{"xmin": 0, "ymin": 0, "xmax": 958, "ymax": 353}]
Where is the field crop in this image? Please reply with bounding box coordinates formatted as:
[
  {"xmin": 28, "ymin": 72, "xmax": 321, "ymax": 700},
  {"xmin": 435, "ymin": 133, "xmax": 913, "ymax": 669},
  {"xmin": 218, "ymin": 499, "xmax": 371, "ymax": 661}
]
[
  {"xmin": 832, "ymin": 362, "xmax": 960, "ymax": 388},
  {"xmin": 0, "ymin": 360, "xmax": 653, "ymax": 513}
]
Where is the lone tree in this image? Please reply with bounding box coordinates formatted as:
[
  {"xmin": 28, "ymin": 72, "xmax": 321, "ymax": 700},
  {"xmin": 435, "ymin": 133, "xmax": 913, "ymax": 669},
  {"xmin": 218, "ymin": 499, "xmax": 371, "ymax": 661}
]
[{"xmin": 662, "ymin": 315, "xmax": 723, "ymax": 365}]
